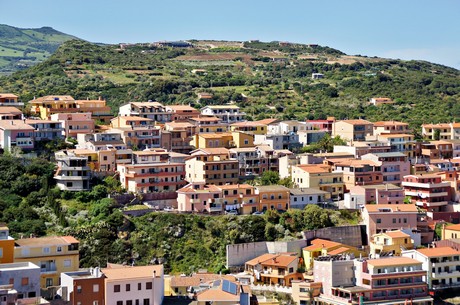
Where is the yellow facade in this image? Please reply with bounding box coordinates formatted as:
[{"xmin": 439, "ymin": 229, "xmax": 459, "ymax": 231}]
[
  {"xmin": 230, "ymin": 123, "xmax": 267, "ymax": 135},
  {"xmin": 291, "ymin": 165, "xmax": 345, "ymax": 200},
  {"xmin": 442, "ymin": 224, "xmax": 460, "ymax": 240},
  {"xmin": 0, "ymin": 225, "xmax": 14, "ymax": 264},
  {"xmin": 370, "ymin": 231, "xmax": 413, "ymax": 256},
  {"xmin": 191, "ymin": 131, "xmax": 254, "ymax": 149},
  {"xmin": 255, "ymin": 185, "xmax": 290, "ymax": 211},
  {"xmin": 14, "ymin": 236, "xmax": 80, "ymax": 288}
]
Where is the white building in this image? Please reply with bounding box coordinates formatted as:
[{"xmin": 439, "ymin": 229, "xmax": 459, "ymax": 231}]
[
  {"xmin": 0, "ymin": 262, "xmax": 40, "ymax": 299},
  {"xmin": 289, "ymin": 188, "xmax": 329, "ymax": 209},
  {"xmin": 200, "ymin": 105, "xmax": 246, "ymax": 123}
]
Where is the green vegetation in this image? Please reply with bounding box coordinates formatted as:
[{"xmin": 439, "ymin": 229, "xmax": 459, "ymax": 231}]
[
  {"xmin": 0, "ymin": 39, "xmax": 458, "ymax": 128},
  {"xmin": 0, "ymin": 24, "xmax": 78, "ymax": 74}
]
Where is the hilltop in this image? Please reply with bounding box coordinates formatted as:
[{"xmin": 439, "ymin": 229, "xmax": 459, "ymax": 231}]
[
  {"xmin": 0, "ymin": 39, "xmax": 459, "ymax": 129},
  {"xmin": 0, "ymin": 24, "xmax": 79, "ymax": 75}
]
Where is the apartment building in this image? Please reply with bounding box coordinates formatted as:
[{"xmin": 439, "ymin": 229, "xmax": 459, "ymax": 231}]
[
  {"xmin": 25, "ymin": 119, "xmax": 64, "ymax": 141},
  {"xmin": 0, "ymin": 120, "xmax": 35, "ymax": 151},
  {"xmin": 0, "ymin": 224, "xmax": 14, "ymax": 264},
  {"xmin": 162, "ymin": 121, "xmax": 195, "ymax": 153},
  {"xmin": 376, "ymin": 133, "xmax": 416, "ymax": 157},
  {"xmin": 314, "ymin": 256, "xmax": 431, "ymax": 305},
  {"xmin": 361, "ymin": 204, "xmax": 419, "ymax": 239},
  {"xmin": 54, "ymin": 151, "xmax": 91, "ymax": 191},
  {"xmin": 422, "ymin": 123, "xmax": 454, "ymax": 140},
  {"xmin": 291, "ymin": 164, "xmax": 344, "ymax": 200},
  {"xmin": 50, "ymin": 113, "xmax": 95, "ymax": 138},
  {"xmin": 164, "ymin": 105, "xmax": 200, "ymax": 121},
  {"xmin": 119, "ymin": 101, "xmax": 171, "ymax": 123},
  {"xmin": 266, "ymin": 120, "xmax": 313, "ymax": 135},
  {"xmin": 102, "ymin": 264, "xmax": 164, "ymax": 305},
  {"xmin": 344, "ymin": 184, "xmax": 405, "ymax": 209},
  {"xmin": 185, "ymin": 148, "xmax": 239, "ymax": 185},
  {"xmin": 60, "ymin": 267, "xmax": 105, "ymax": 305},
  {"xmin": 29, "ymin": 95, "xmax": 112, "ymax": 122},
  {"xmin": 253, "ymin": 133, "xmax": 301, "ymax": 151},
  {"xmin": 370, "ymin": 230, "xmax": 414, "ymax": 257},
  {"xmin": 373, "ymin": 121, "xmax": 410, "ymax": 135},
  {"xmin": 0, "ymin": 106, "xmax": 22, "ymax": 120},
  {"xmin": 188, "ymin": 116, "xmax": 228, "ymax": 133},
  {"xmin": 0, "ymin": 93, "xmax": 23, "ymax": 107},
  {"xmin": 230, "ymin": 121, "xmax": 267, "ymax": 135},
  {"xmin": 191, "ymin": 131, "xmax": 254, "ymax": 149},
  {"xmin": 14, "ymin": 235, "xmax": 80, "ymax": 288},
  {"xmin": 403, "ymin": 247, "xmax": 460, "ymax": 292},
  {"xmin": 245, "ymin": 253, "xmax": 301, "ymax": 287},
  {"xmin": 333, "ymin": 159, "xmax": 383, "ymax": 190},
  {"xmin": 177, "ymin": 183, "xmax": 222, "ymax": 213},
  {"xmin": 254, "ymin": 185, "xmax": 290, "ymax": 212},
  {"xmin": 201, "ymin": 105, "xmax": 246, "ymax": 123},
  {"xmin": 117, "ymin": 149, "xmax": 186, "ymax": 193},
  {"xmin": 0, "ymin": 262, "xmax": 40, "ymax": 299},
  {"xmin": 333, "ymin": 141, "xmax": 392, "ymax": 158},
  {"xmin": 361, "ymin": 152, "xmax": 410, "ymax": 185},
  {"xmin": 332, "ymin": 119, "xmax": 374, "ymax": 142},
  {"xmin": 402, "ymin": 174, "xmax": 450, "ymax": 212}
]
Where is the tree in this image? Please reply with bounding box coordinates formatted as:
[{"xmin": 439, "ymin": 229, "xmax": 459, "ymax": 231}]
[
  {"xmin": 303, "ymin": 205, "xmax": 333, "ymax": 230},
  {"xmin": 259, "ymin": 170, "xmax": 280, "ymax": 185}
]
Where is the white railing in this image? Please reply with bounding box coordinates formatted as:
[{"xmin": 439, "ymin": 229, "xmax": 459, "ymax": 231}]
[{"xmin": 250, "ymin": 284, "xmax": 292, "ymax": 294}]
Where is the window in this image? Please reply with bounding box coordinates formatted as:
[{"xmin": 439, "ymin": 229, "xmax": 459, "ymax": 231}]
[
  {"xmin": 114, "ymin": 285, "xmax": 121, "ymax": 293},
  {"xmin": 93, "ymin": 302, "xmax": 99, "ymax": 305},
  {"xmin": 64, "ymin": 259, "xmax": 71, "ymax": 267},
  {"xmin": 126, "ymin": 284, "xmax": 131, "ymax": 291},
  {"xmin": 117, "ymin": 301, "xmax": 123, "ymax": 305},
  {"xmin": 127, "ymin": 301, "xmax": 133, "ymax": 305},
  {"xmin": 57, "ymin": 246, "xmax": 62, "ymax": 252},
  {"xmin": 93, "ymin": 284, "xmax": 99, "ymax": 292},
  {"xmin": 46, "ymin": 278, "xmax": 53, "ymax": 287},
  {"xmin": 9, "ymin": 278, "xmax": 14, "ymax": 285},
  {"xmin": 77, "ymin": 286, "xmax": 82, "ymax": 293},
  {"xmin": 146, "ymin": 282, "xmax": 152, "ymax": 290},
  {"xmin": 138, "ymin": 283, "xmax": 142, "ymax": 290},
  {"xmin": 143, "ymin": 299, "xmax": 150, "ymax": 305},
  {"xmin": 21, "ymin": 278, "xmax": 29, "ymax": 286},
  {"xmin": 43, "ymin": 247, "xmax": 50, "ymax": 254},
  {"xmin": 376, "ymin": 218, "xmax": 382, "ymax": 224},
  {"xmin": 392, "ymin": 218, "xmax": 396, "ymax": 223}
]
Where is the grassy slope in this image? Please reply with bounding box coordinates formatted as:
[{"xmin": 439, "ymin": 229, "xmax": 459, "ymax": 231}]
[{"xmin": 0, "ymin": 24, "xmax": 78, "ymax": 74}]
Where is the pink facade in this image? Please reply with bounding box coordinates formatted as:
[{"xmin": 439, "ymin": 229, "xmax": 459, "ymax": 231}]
[
  {"xmin": 177, "ymin": 183, "xmax": 222, "ymax": 212},
  {"xmin": 51, "ymin": 113, "xmax": 95, "ymax": 138},
  {"xmin": 362, "ymin": 204, "xmax": 419, "ymax": 238},
  {"xmin": 0, "ymin": 120, "xmax": 35, "ymax": 151},
  {"xmin": 402, "ymin": 174, "xmax": 450, "ymax": 212}
]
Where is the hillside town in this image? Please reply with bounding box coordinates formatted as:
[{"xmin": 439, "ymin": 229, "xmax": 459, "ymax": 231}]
[{"xmin": 3, "ymin": 92, "xmax": 460, "ymax": 305}]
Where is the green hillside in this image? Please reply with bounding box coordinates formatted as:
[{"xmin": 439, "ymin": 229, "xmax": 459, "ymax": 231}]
[
  {"xmin": 0, "ymin": 39, "xmax": 459, "ymax": 130},
  {"xmin": 0, "ymin": 24, "xmax": 79, "ymax": 75}
]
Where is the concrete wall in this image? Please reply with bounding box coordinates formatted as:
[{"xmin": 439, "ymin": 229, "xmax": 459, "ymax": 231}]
[
  {"xmin": 227, "ymin": 242, "xmax": 268, "ymax": 268},
  {"xmin": 302, "ymin": 225, "xmax": 367, "ymax": 248}
]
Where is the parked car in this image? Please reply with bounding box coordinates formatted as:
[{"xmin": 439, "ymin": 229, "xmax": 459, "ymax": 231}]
[
  {"xmin": 225, "ymin": 210, "xmax": 238, "ymax": 215},
  {"xmin": 252, "ymin": 211, "xmax": 264, "ymax": 215},
  {"xmin": 164, "ymin": 206, "xmax": 175, "ymax": 212}
]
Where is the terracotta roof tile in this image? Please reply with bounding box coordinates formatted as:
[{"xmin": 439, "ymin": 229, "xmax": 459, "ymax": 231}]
[
  {"xmin": 102, "ymin": 265, "xmax": 163, "ymax": 280},
  {"xmin": 367, "ymin": 257, "xmax": 421, "ymax": 267},
  {"xmin": 416, "ymin": 246, "xmax": 460, "ymax": 258}
]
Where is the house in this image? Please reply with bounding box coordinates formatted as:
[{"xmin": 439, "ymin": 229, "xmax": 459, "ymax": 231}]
[
  {"xmin": 370, "ymin": 230, "xmax": 414, "ymax": 257},
  {"xmin": 230, "ymin": 121, "xmax": 267, "ymax": 135},
  {"xmin": 164, "ymin": 105, "xmax": 201, "ymax": 121},
  {"xmin": 254, "ymin": 185, "xmax": 290, "ymax": 212},
  {"xmin": 291, "ymin": 281, "xmax": 322, "ymax": 305},
  {"xmin": 177, "ymin": 183, "xmax": 222, "ymax": 213},
  {"xmin": 29, "ymin": 95, "xmax": 112, "ymax": 122},
  {"xmin": 402, "ymin": 247, "xmax": 460, "ymax": 293},
  {"xmin": 373, "ymin": 120, "xmax": 410, "ymax": 135},
  {"xmin": 343, "ymin": 184, "xmax": 405, "ymax": 209},
  {"xmin": 60, "ymin": 267, "xmax": 105, "ymax": 305},
  {"xmin": 117, "ymin": 149, "xmax": 186, "ymax": 194},
  {"xmin": 361, "ymin": 204, "xmax": 419, "ymax": 241},
  {"xmin": 441, "ymin": 224, "xmax": 460, "ymax": 240},
  {"xmin": 185, "ymin": 148, "xmax": 239, "ymax": 185},
  {"xmin": 118, "ymin": 101, "xmax": 171, "ymax": 123},
  {"xmin": 0, "ymin": 120, "xmax": 35, "ymax": 151},
  {"xmin": 25, "ymin": 119, "xmax": 64, "ymax": 142},
  {"xmin": 54, "ymin": 150, "xmax": 91, "ymax": 191},
  {"xmin": 197, "ymin": 92, "xmax": 214, "ymax": 101},
  {"xmin": 0, "ymin": 262, "xmax": 41, "ymax": 300},
  {"xmin": 302, "ymin": 238, "xmax": 364, "ymax": 271},
  {"xmin": 402, "ymin": 174, "xmax": 450, "ymax": 213},
  {"xmin": 14, "ymin": 235, "xmax": 80, "ymax": 289},
  {"xmin": 195, "ymin": 278, "xmax": 250, "ymax": 305},
  {"xmin": 333, "ymin": 141, "xmax": 392, "ymax": 158},
  {"xmin": 422, "ymin": 123, "xmax": 452, "ymax": 140},
  {"xmin": 431, "ymin": 140, "xmax": 453, "ymax": 159},
  {"xmin": 289, "ymin": 188, "xmax": 330, "ymax": 209},
  {"xmin": 306, "ymin": 117, "xmax": 335, "ymax": 133},
  {"xmin": 188, "ymin": 116, "xmax": 228, "ymax": 133},
  {"xmin": 369, "ymin": 97, "xmax": 395, "ymax": 106},
  {"xmin": 333, "ymin": 158, "xmax": 383, "ymax": 190},
  {"xmin": 162, "ymin": 121, "xmax": 195, "ymax": 153},
  {"xmin": 102, "ymin": 264, "xmax": 164, "ymax": 305},
  {"xmin": 311, "ymin": 73, "xmax": 324, "ymax": 79},
  {"xmin": 216, "ymin": 184, "xmax": 258, "ymax": 214},
  {"xmin": 0, "ymin": 93, "xmax": 23, "ymax": 107},
  {"xmin": 229, "ymin": 146, "xmax": 280, "ymax": 178},
  {"xmin": 50, "ymin": 113, "xmax": 95, "ymax": 138},
  {"xmin": 291, "ymin": 164, "xmax": 344, "ymax": 200},
  {"xmin": 201, "ymin": 105, "xmax": 246, "ymax": 123},
  {"xmin": 332, "ymin": 119, "xmax": 374, "ymax": 142},
  {"xmin": 245, "ymin": 253, "xmax": 302, "ymax": 287},
  {"xmin": 267, "ymin": 120, "xmax": 313, "ymax": 135},
  {"xmin": 254, "ymin": 133, "xmax": 301, "ymax": 151},
  {"xmin": 0, "ymin": 106, "xmax": 22, "ymax": 120},
  {"xmin": 191, "ymin": 131, "xmax": 254, "ymax": 150},
  {"xmin": 298, "ymin": 129, "xmax": 327, "ymax": 146},
  {"xmin": 376, "ymin": 133, "xmax": 416, "ymax": 157},
  {"xmin": 361, "ymin": 152, "xmax": 411, "ymax": 184},
  {"xmin": 314, "ymin": 256, "xmax": 431, "ymax": 305}
]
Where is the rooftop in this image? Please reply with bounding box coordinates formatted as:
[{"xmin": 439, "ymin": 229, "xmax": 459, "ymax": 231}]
[
  {"xmin": 102, "ymin": 264, "xmax": 163, "ymax": 280},
  {"xmin": 416, "ymin": 246, "xmax": 460, "ymax": 258},
  {"xmin": 289, "ymin": 188, "xmax": 329, "ymax": 195},
  {"xmin": 364, "ymin": 204, "xmax": 418, "ymax": 213},
  {"xmin": 15, "ymin": 235, "xmax": 79, "ymax": 247},
  {"xmin": 366, "ymin": 257, "xmax": 421, "ymax": 267}
]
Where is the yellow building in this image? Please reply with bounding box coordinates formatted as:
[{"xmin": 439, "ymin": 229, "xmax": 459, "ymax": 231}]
[
  {"xmin": 0, "ymin": 224, "xmax": 14, "ymax": 264},
  {"xmin": 442, "ymin": 223, "xmax": 460, "ymax": 240},
  {"xmin": 29, "ymin": 95, "xmax": 112, "ymax": 122},
  {"xmin": 302, "ymin": 238, "xmax": 365, "ymax": 271},
  {"xmin": 230, "ymin": 121, "xmax": 267, "ymax": 135},
  {"xmin": 291, "ymin": 164, "xmax": 345, "ymax": 200},
  {"xmin": 14, "ymin": 236, "xmax": 80, "ymax": 288},
  {"xmin": 332, "ymin": 119, "xmax": 374, "ymax": 142},
  {"xmin": 216, "ymin": 184, "xmax": 258, "ymax": 214},
  {"xmin": 110, "ymin": 116, "xmax": 154, "ymax": 128},
  {"xmin": 254, "ymin": 185, "xmax": 290, "ymax": 212},
  {"xmin": 291, "ymin": 281, "xmax": 321, "ymax": 305},
  {"xmin": 370, "ymin": 230, "xmax": 414, "ymax": 257},
  {"xmin": 191, "ymin": 131, "xmax": 254, "ymax": 149}
]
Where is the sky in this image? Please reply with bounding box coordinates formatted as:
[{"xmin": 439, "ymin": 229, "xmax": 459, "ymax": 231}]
[{"xmin": 2, "ymin": 0, "xmax": 460, "ymax": 69}]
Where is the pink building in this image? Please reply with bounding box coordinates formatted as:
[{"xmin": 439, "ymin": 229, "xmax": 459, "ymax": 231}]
[
  {"xmin": 177, "ymin": 183, "xmax": 222, "ymax": 213},
  {"xmin": 0, "ymin": 120, "xmax": 34, "ymax": 151},
  {"xmin": 402, "ymin": 174, "xmax": 451, "ymax": 212},
  {"xmin": 50, "ymin": 113, "xmax": 95, "ymax": 138},
  {"xmin": 361, "ymin": 152, "xmax": 410, "ymax": 185},
  {"xmin": 344, "ymin": 184, "xmax": 405, "ymax": 209},
  {"xmin": 361, "ymin": 204, "xmax": 419, "ymax": 239},
  {"xmin": 306, "ymin": 117, "xmax": 335, "ymax": 133}
]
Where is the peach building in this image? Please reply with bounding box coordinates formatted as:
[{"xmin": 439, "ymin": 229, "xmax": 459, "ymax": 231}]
[
  {"xmin": 162, "ymin": 121, "xmax": 195, "ymax": 153},
  {"xmin": 188, "ymin": 116, "xmax": 228, "ymax": 133},
  {"xmin": 177, "ymin": 183, "xmax": 222, "ymax": 213},
  {"xmin": 373, "ymin": 120, "xmax": 410, "ymax": 135},
  {"xmin": 361, "ymin": 152, "xmax": 411, "ymax": 185},
  {"xmin": 402, "ymin": 174, "xmax": 450, "ymax": 212},
  {"xmin": 185, "ymin": 148, "xmax": 239, "ymax": 185},
  {"xmin": 332, "ymin": 119, "xmax": 374, "ymax": 142},
  {"xmin": 216, "ymin": 184, "xmax": 258, "ymax": 214},
  {"xmin": 0, "ymin": 224, "xmax": 14, "ymax": 264},
  {"xmin": 119, "ymin": 101, "xmax": 171, "ymax": 122},
  {"xmin": 245, "ymin": 253, "xmax": 302, "ymax": 287},
  {"xmin": 333, "ymin": 158, "xmax": 383, "ymax": 190},
  {"xmin": 291, "ymin": 164, "xmax": 344, "ymax": 200},
  {"xmin": 0, "ymin": 106, "xmax": 22, "ymax": 120},
  {"xmin": 344, "ymin": 184, "xmax": 405, "ymax": 209},
  {"xmin": 0, "ymin": 93, "xmax": 23, "ymax": 107},
  {"xmin": 102, "ymin": 264, "xmax": 164, "ymax": 305},
  {"xmin": 165, "ymin": 105, "xmax": 200, "ymax": 121},
  {"xmin": 254, "ymin": 185, "xmax": 290, "ymax": 212},
  {"xmin": 50, "ymin": 112, "xmax": 95, "ymax": 138},
  {"xmin": 0, "ymin": 120, "xmax": 35, "ymax": 151}
]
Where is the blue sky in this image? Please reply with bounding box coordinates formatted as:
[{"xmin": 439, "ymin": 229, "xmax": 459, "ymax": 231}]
[{"xmin": 3, "ymin": 0, "xmax": 460, "ymax": 69}]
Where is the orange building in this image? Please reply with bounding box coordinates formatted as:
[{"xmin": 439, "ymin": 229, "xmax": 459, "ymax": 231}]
[{"xmin": 0, "ymin": 223, "xmax": 14, "ymax": 264}]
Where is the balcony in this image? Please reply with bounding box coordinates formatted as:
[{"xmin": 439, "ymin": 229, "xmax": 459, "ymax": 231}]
[{"xmin": 405, "ymin": 191, "xmax": 448, "ymax": 198}]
